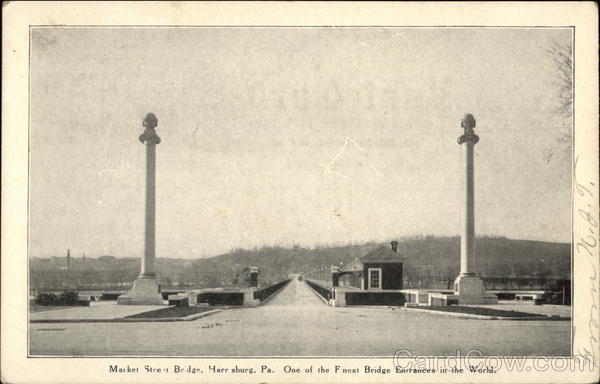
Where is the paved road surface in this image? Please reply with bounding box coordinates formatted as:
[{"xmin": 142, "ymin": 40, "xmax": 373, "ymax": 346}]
[
  {"xmin": 30, "ymin": 279, "xmax": 570, "ymax": 356},
  {"xmin": 266, "ymin": 277, "xmax": 326, "ymax": 307}
]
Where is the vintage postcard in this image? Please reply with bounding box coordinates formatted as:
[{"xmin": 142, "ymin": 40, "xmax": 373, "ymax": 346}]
[{"xmin": 2, "ymin": 2, "xmax": 598, "ymax": 383}]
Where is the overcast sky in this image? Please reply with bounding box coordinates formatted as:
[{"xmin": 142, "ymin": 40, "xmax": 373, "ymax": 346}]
[{"xmin": 29, "ymin": 27, "xmax": 572, "ymax": 259}]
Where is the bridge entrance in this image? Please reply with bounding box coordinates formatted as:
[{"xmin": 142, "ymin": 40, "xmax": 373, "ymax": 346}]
[{"xmin": 264, "ymin": 277, "xmax": 326, "ymax": 307}]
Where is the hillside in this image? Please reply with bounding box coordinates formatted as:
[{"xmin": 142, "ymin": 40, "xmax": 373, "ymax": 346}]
[{"xmin": 30, "ymin": 236, "xmax": 570, "ymax": 291}]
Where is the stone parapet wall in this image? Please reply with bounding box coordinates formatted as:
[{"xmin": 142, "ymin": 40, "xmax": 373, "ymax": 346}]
[
  {"xmin": 185, "ymin": 287, "xmax": 259, "ymax": 307},
  {"xmin": 331, "ymin": 288, "xmax": 408, "ymax": 307},
  {"xmin": 254, "ymin": 279, "xmax": 291, "ymax": 302},
  {"xmin": 305, "ymin": 279, "xmax": 332, "ymax": 302}
]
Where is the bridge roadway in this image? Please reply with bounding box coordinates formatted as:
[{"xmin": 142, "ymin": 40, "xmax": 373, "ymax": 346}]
[
  {"xmin": 265, "ymin": 277, "xmax": 325, "ymax": 307},
  {"xmin": 29, "ymin": 278, "xmax": 570, "ymax": 356}
]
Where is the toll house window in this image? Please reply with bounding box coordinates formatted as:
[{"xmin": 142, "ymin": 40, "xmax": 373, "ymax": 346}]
[{"xmin": 369, "ymin": 268, "xmax": 382, "ymax": 289}]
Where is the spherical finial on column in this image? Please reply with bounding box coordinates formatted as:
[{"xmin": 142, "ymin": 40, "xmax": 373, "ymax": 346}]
[
  {"xmin": 458, "ymin": 113, "xmax": 479, "ymax": 145},
  {"xmin": 140, "ymin": 113, "xmax": 161, "ymax": 144},
  {"xmin": 143, "ymin": 113, "xmax": 158, "ymax": 130},
  {"xmin": 461, "ymin": 114, "xmax": 476, "ymax": 130}
]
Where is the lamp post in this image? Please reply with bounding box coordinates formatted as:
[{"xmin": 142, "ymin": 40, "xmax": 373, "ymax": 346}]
[{"xmin": 331, "ymin": 265, "xmax": 340, "ymax": 287}]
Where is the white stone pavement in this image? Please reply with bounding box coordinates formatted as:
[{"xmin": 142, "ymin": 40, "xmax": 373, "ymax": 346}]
[{"xmin": 29, "ymin": 279, "xmax": 570, "ymax": 356}]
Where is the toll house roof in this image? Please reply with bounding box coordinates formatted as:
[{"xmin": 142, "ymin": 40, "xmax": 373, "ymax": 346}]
[
  {"xmin": 340, "ymin": 245, "xmax": 408, "ymax": 273},
  {"xmin": 359, "ymin": 245, "xmax": 408, "ymax": 263}
]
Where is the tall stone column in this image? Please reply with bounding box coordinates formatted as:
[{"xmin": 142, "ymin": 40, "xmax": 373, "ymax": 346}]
[
  {"xmin": 459, "ymin": 114, "xmax": 478, "ymax": 276},
  {"xmin": 140, "ymin": 113, "xmax": 160, "ymax": 278},
  {"xmin": 118, "ymin": 113, "xmax": 164, "ymax": 305},
  {"xmin": 453, "ymin": 114, "xmax": 497, "ymax": 304}
]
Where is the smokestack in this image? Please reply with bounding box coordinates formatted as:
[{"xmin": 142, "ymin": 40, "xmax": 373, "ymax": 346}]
[
  {"xmin": 390, "ymin": 241, "xmax": 398, "ymax": 253},
  {"xmin": 67, "ymin": 249, "xmax": 71, "ymax": 270}
]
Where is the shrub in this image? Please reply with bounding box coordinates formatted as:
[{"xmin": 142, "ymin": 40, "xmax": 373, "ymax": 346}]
[
  {"xmin": 36, "ymin": 292, "xmax": 59, "ymax": 306},
  {"xmin": 60, "ymin": 290, "xmax": 79, "ymax": 306}
]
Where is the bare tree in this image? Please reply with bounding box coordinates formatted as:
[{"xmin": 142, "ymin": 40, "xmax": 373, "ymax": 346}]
[
  {"xmin": 547, "ymin": 41, "xmax": 573, "ymax": 118},
  {"xmin": 544, "ymin": 40, "xmax": 573, "ymax": 162}
]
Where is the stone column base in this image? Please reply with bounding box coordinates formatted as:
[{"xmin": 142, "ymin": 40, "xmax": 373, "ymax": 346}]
[
  {"xmin": 329, "ymin": 299, "xmax": 344, "ymax": 307},
  {"xmin": 117, "ymin": 277, "xmax": 164, "ymax": 305},
  {"xmin": 243, "ymin": 288, "xmax": 260, "ymax": 307},
  {"xmin": 330, "ymin": 288, "xmax": 346, "ymax": 307},
  {"xmin": 454, "ymin": 274, "xmax": 498, "ymax": 304}
]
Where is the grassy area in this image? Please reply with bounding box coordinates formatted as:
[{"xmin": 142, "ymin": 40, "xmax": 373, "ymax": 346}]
[
  {"xmin": 125, "ymin": 306, "xmax": 212, "ymax": 319},
  {"xmin": 418, "ymin": 306, "xmax": 547, "ymax": 318}
]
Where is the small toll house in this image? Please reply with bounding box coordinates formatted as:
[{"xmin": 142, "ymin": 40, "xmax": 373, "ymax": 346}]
[
  {"xmin": 331, "ymin": 241, "xmax": 408, "ymax": 306},
  {"xmin": 360, "ymin": 241, "xmax": 406, "ymax": 290},
  {"xmin": 336, "ymin": 241, "xmax": 407, "ymax": 289}
]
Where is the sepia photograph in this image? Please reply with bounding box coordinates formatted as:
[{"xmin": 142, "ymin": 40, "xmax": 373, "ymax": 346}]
[
  {"xmin": 27, "ymin": 25, "xmax": 574, "ymax": 357},
  {"xmin": 2, "ymin": 2, "xmax": 598, "ymax": 384}
]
